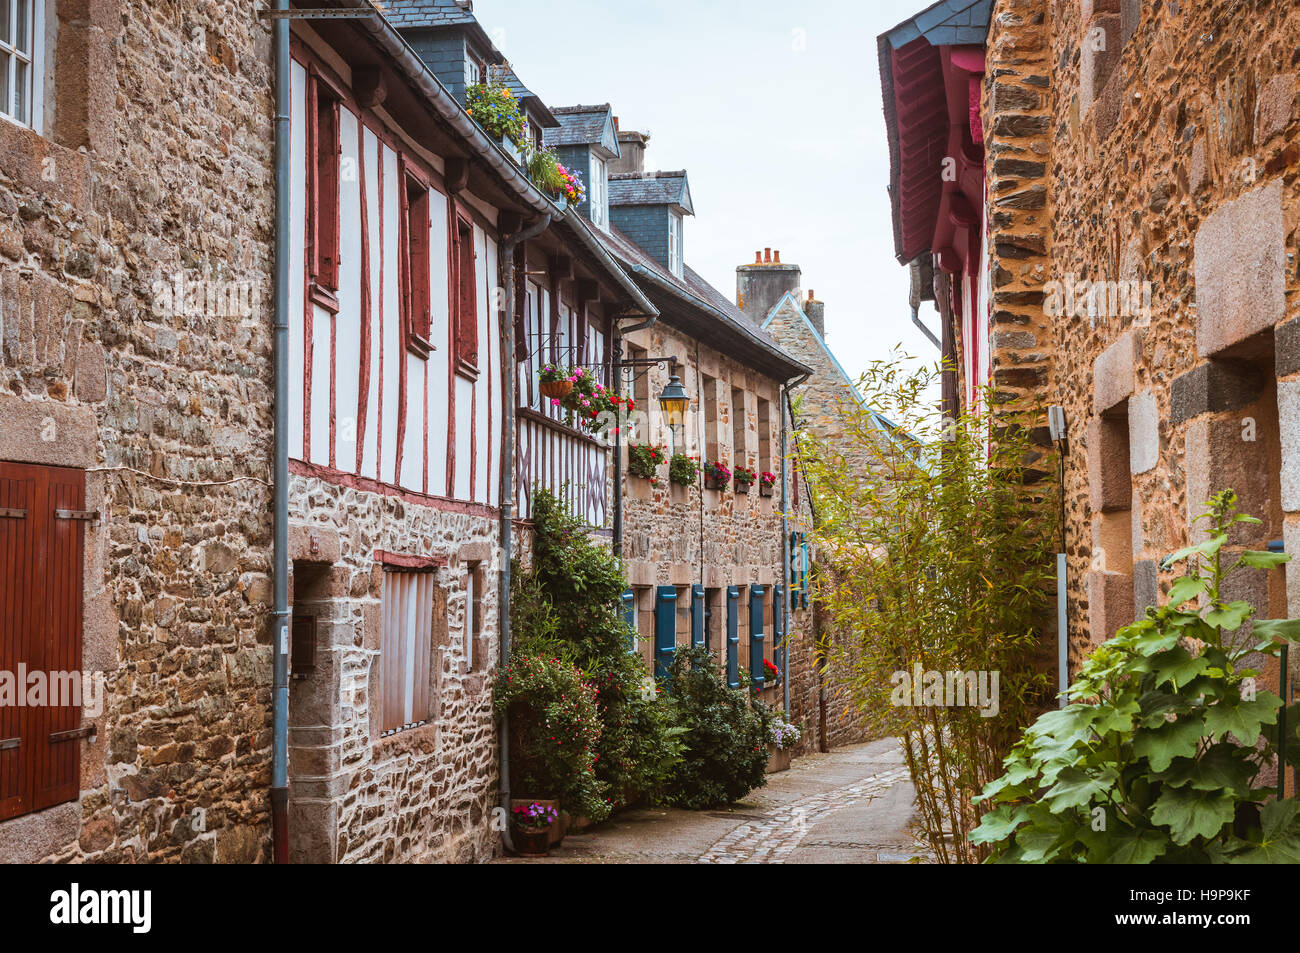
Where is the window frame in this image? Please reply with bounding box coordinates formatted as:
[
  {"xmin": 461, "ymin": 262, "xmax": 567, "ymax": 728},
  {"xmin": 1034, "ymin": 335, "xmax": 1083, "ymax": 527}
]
[
  {"xmin": 451, "ymin": 207, "xmax": 479, "ymax": 380},
  {"xmin": 400, "ymin": 162, "xmax": 434, "ymax": 358},
  {"xmin": 379, "ymin": 566, "xmax": 436, "ymax": 736},
  {"xmin": 589, "ymin": 153, "xmax": 607, "ymax": 229},
  {"xmin": 0, "ymin": 0, "xmax": 43, "ymax": 132},
  {"xmin": 307, "ymin": 70, "xmax": 342, "ymax": 301},
  {"xmin": 668, "ymin": 211, "xmax": 683, "ymax": 277}
]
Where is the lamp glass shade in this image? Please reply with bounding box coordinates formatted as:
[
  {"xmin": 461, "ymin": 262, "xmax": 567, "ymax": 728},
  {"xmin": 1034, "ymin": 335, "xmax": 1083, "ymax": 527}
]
[{"xmin": 657, "ymin": 375, "xmax": 689, "ymax": 420}]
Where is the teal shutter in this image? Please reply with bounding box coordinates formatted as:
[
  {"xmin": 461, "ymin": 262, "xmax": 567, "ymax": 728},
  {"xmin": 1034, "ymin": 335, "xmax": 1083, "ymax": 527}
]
[
  {"xmin": 750, "ymin": 586, "xmax": 766, "ymax": 691},
  {"xmin": 690, "ymin": 584, "xmax": 705, "ymax": 650},
  {"xmin": 800, "ymin": 538, "xmax": 810, "ymax": 608},
  {"xmin": 725, "ymin": 586, "xmax": 740, "ymax": 689},
  {"xmin": 654, "ymin": 586, "xmax": 677, "ymax": 680},
  {"xmin": 789, "ymin": 531, "xmax": 801, "ymax": 609},
  {"xmin": 622, "ymin": 588, "xmax": 636, "ymax": 652},
  {"xmin": 773, "ymin": 583, "xmax": 785, "ymax": 680}
]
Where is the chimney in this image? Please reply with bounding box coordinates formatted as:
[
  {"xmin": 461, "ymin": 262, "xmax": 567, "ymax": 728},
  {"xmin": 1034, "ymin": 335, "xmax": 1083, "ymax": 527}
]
[
  {"xmin": 735, "ymin": 247, "xmax": 802, "ymax": 325},
  {"xmin": 609, "ymin": 129, "xmax": 649, "ymax": 175},
  {"xmin": 805, "ymin": 289, "xmax": 825, "ymax": 339}
]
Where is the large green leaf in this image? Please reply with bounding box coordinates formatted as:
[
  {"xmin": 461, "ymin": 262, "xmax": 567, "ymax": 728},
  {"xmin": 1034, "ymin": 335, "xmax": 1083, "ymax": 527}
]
[
  {"xmin": 1163, "ymin": 536, "xmax": 1224, "ymax": 568},
  {"xmin": 1166, "ymin": 575, "xmax": 1206, "ymax": 607},
  {"xmin": 1226, "ymin": 799, "xmax": 1300, "ymax": 863},
  {"xmin": 1203, "ymin": 690, "xmax": 1281, "ymax": 746},
  {"xmin": 1150, "ymin": 646, "xmax": 1210, "ymax": 688},
  {"xmin": 970, "ymin": 803, "xmax": 1030, "ymax": 845},
  {"xmin": 1043, "ymin": 765, "xmax": 1118, "ymax": 812},
  {"xmin": 1253, "ymin": 617, "xmax": 1300, "ymax": 646},
  {"xmin": 1153, "ymin": 744, "xmax": 1256, "ymax": 795},
  {"xmin": 1204, "ymin": 601, "xmax": 1253, "ymax": 632},
  {"xmin": 1150, "ymin": 785, "xmax": 1237, "ymax": 845},
  {"xmin": 1237, "ymin": 550, "xmax": 1290, "ymax": 570},
  {"xmin": 1132, "ymin": 715, "xmax": 1206, "ymax": 771},
  {"xmin": 1096, "ymin": 825, "xmax": 1172, "ymax": 865}
]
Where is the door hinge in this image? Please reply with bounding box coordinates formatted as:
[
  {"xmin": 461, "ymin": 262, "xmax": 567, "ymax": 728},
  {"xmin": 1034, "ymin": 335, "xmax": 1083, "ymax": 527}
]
[
  {"xmin": 49, "ymin": 723, "xmax": 96, "ymax": 744},
  {"xmin": 55, "ymin": 509, "xmax": 99, "ymax": 523},
  {"xmin": 0, "ymin": 737, "xmax": 19, "ymax": 751},
  {"xmin": 0, "ymin": 508, "xmax": 25, "ymax": 519}
]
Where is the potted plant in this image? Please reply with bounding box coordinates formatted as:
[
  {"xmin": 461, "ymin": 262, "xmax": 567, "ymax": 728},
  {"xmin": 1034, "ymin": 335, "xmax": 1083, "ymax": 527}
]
[
  {"xmin": 759, "ymin": 470, "xmax": 777, "ymax": 497},
  {"xmin": 733, "ymin": 464, "xmax": 757, "ymax": 494},
  {"xmin": 465, "ymin": 79, "xmax": 528, "ymax": 148},
  {"xmin": 511, "ymin": 801, "xmax": 559, "ymax": 857},
  {"xmin": 539, "ymin": 364, "xmax": 576, "ymax": 401},
  {"xmin": 766, "ymin": 717, "xmax": 801, "ymax": 774},
  {"xmin": 701, "ymin": 460, "xmax": 731, "ymax": 491},
  {"xmin": 628, "ymin": 443, "xmax": 667, "ymax": 485},
  {"xmin": 763, "ymin": 658, "xmax": 780, "ymax": 686},
  {"xmin": 527, "ymin": 147, "xmax": 586, "ymax": 208},
  {"xmin": 669, "ymin": 453, "xmax": 697, "ymax": 488}
]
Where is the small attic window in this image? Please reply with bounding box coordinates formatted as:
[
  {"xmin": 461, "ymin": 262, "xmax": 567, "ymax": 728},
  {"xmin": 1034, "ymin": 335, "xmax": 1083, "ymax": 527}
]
[
  {"xmin": 589, "ymin": 154, "xmax": 607, "ymax": 230},
  {"xmin": 669, "ymin": 212, "xmax": 684, "ymax": 278}
]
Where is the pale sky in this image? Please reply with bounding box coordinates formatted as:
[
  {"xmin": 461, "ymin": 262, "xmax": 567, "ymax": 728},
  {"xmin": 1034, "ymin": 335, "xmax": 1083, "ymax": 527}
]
[{"xmin": 474, "ymin": 0, "xmax": 944, "ymax": 386}]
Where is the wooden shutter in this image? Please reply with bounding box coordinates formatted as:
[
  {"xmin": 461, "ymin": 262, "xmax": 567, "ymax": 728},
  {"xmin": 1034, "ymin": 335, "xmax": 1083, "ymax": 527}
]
[
  {"xmin": 0, "ymin": 462, "xmax": 84, "ymax": 820},
  {"xmin": 653, "ymin": 586, "xmax": 676, "ymax": 681},
  {"xmin": 310, "ymin": 76, "xmax": 341, "ymax": 291},
  {"xmin": 690, "ymin": 584, "xmax": 705, "ymax": 649},
  {"xmin": 725, "ymin": 586, "xmax": 740, "ymax": 689},
  {"xmin": 749, "ymin": 586, "xmax": 766, "ymax": 691},
  {"xmin": 773, "ymin": 584, "xmax": 785, "ymax": 680},
  {"xmin": 621, "ymin": 589, "xmax": 636, "ymax": 653}
]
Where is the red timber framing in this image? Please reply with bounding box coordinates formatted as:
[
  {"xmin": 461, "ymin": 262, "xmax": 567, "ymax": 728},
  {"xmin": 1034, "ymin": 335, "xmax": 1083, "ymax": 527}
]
[
  {"xmin": 0, "ymin": 462, "xmax": 86, "ymax": 821},
  {"xmin": 291, "ymin": 34, "xmax": 504, "ymax": 510}
]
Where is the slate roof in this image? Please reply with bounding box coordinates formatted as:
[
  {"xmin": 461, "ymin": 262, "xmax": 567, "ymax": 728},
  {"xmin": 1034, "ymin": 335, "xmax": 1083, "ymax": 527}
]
[
  {"xmin": 373, "ymin": 0, "xmax": 477, "ymax": 29},
  {"xmin": 500, "ymin": 67, "xmax": 559, "ymax": 128},
  {"xmin": 607, "ymin": 171, "xmax": 693, "ymax": 215},
  {"xmin": 543, "ymin": 105, "xmax": 618, "ymax": 151},
  {"xmin": 879, "ymin": 0, "xmax": 991, "ymax": 49}
]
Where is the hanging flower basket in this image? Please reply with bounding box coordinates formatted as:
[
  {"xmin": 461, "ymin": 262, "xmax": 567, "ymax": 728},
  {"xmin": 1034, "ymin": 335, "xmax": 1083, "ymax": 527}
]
[
  {"xmin": 702, "ymin": 460, "xmax": 731, "ymax": 491},
  {"xmin": 539, "ymin": 364, "xmax": 576, "ymax": 401},
  {"xmin": 759, "ymin": 470, "xmax": 777, "ymax": 498},
  {"xmin": 733, "ymin": 464, "xmax": 756, "ymax": 494}
]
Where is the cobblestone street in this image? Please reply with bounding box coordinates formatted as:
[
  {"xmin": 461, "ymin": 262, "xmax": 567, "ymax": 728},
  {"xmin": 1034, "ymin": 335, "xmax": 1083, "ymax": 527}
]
[{"xmin": 495, "ymin": 738, "xmax": 925, "ymax": 864}]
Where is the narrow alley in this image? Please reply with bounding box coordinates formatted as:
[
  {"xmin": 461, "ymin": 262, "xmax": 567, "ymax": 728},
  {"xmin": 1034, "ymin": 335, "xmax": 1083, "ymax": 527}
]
[{"xmin": 495, "ymin": 739, "xmax": 924, "ymax": 865}]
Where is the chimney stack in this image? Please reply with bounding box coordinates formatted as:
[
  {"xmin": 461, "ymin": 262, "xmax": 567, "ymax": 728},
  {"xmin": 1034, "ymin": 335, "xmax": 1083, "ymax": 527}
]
[
  {"xmin": 805, "ymin": 289, "xmax": 825, "ymax": 339},
  {"xmin": 609, "ymin": 128, "xmax": 649, "ymax": 176},
  {"xmin": 736, "ymin": 246, "xmax": 802, "ymax": 325}
]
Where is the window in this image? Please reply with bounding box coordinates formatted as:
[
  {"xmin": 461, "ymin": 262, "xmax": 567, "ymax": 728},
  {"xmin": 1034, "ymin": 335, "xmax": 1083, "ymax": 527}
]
[
  {"xmin": 731, "ymin": 386, "xmax": 747, "ymax": 472},
  {"xmin": 589, "ymin": 154, "xmax": 607, "ymax": 229},
  {"xmin": 668, "ymin": 212, "xmax": 683, "ymax": 277},
  {"xmin": 309, "ymin": 76, "xmax": 341, "ymax": 294},
  {"xmin": 380, "ymin": 568, "xmax": 434, "ymax": 734},
  {"xmin": 465, "ymin": 563, "xmax": 484, "ymax": 672},
  {"xmin": 757, "ymin": 397, "xmax": 772, "ymax": 478},
  {"xmin": 702, "ymin": 374, "xmax": 719, "ymax": 464},
  {"xmin": 0, "ymin": 0, "xmax": 42, "ymax": 130},
  {"xmin": 401, "ymin": 171, "xmax": 432, "ymax": 355},
  {"xmin": 0, "ymin": 461, "xmax": 86, "ymax": 821},
  {"xmin": 452, "ymin": 211, "xmax": 478, "ymax": 377}
]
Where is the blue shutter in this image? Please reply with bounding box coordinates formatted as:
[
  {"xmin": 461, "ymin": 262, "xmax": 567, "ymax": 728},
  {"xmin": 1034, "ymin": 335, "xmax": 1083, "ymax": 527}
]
[
  {"xmin": 690, "ymin": 584, "xmax": 705, "ymax": 650},
  {"xmin": 750, "ymin": 585, "xmax": 766, "ymax": 691},
  {"xmin": 789, "ymin": 531, "xmax": 801, "ymax": 609},
  {"xmin": 773, "ymin": 583, "xmax": 785, "ymax": 680},
  {"xmin": 800, "ymin": 537, "xmax": 810, "ymax": 608},
  {"xmin": 725, "ymin": 586, "xmax": 740, "ymax": 689},
  {"xmin": 622, "ymin": 588, "xmax": 636, "ymax": 653},
  {"xmin": 654, "ymin": 586, "xmax": 677, "ymax": 680}
]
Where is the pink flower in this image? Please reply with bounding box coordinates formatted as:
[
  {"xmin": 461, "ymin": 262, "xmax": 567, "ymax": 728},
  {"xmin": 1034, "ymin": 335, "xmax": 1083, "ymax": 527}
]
[{"xmin": 550, "ymin": 398, "xmax": 560, "ymax": 406}]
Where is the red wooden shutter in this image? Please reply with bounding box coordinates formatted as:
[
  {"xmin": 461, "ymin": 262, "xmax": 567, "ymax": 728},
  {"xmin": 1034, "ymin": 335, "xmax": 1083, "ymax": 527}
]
[
  {"xmin": 453, "ymin": 212, "xmax": 478, "ymax": 374},
  {"xmin": 310, "ymin": 76, "xmax": 341, "ymax": 292},
  {"xmin": 0, "ymin": 462, "xmax": 84, "ymax": 820},
  {"xmin": 400, "ymin": 172, "xmax": 432, "ymax": 352}
]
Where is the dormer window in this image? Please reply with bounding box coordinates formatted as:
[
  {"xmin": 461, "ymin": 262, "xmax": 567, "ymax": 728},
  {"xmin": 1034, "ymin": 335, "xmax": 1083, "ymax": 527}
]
[
  {"xmin": 589, "ymin": 154, "xmax": 607, "ymax": 230},
  {"xmin": 669, "ymin": 212, "xmax": 684, "ymax": 278}
]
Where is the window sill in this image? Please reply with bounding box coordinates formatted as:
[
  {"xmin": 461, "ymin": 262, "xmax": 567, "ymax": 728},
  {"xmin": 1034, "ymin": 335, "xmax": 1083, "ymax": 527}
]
[
  {"xmin": 406, "ymin": 334, "xmax": 433, "ymax": 360},
  {"xmin": 309, "ymin": 282, "xmax": 340, "ymax": 314},
  {"xmin": 373, "ymin": 720, "xmax": 438, "ymax": 758},
  {"xmin": 455, "ymin": 358, "xmax": 480, "ymax": 382}
]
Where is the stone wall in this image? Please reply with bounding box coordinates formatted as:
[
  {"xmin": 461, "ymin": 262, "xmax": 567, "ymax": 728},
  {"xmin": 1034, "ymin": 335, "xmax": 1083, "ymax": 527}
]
[
  {"xmin": 0, "ymin": 1, "xmax": 277, "ymax": 862},
  {"xmin": 287, "ymin": 474, "xmax": 500, "ymax": 864},
  {"xmin": 618, "ymin": 318, "xmax": 817, "ymax": 735},
  {"xmin": 984, "ymin": 0, "xmax": 1300, "ymax": 690}
]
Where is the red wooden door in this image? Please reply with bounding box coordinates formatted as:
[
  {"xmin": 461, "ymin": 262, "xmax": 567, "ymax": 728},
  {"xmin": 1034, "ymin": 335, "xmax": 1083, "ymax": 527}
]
[{"xmin": 0, "ymin": 462, "xmax": 84, "ymax": 820}]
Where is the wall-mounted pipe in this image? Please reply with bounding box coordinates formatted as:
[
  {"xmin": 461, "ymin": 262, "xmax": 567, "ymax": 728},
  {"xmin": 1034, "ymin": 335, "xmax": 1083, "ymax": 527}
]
[
  {"xmin": 780, "ymin": 371, "xmax": 810, "ymax": 723},
  {"xmin": 497, "ymin": 212, "xmax": 556, "ymax": 855},
  {"xmin": 270, "ymin": 0, "xmax": 291, "ymax": 865}
]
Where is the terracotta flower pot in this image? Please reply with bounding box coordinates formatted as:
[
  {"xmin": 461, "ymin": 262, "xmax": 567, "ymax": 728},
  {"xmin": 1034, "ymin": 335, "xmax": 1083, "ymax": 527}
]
[
  {"xmin": 513, "ymin": 826, "xmax": 551, "ymax": 857},
  {"xmin": 540, "ymin": 379, "xmax": 573, "ymax": 400}
]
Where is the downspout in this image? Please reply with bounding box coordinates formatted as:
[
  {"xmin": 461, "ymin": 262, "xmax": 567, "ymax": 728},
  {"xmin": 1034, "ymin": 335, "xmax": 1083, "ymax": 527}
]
[
  {"xmin": 498, "ymin": 212, "xmax": 555, "ymax": 854},
  {"xmin": 611, "ymin": 309, "xmax": 658, "ymax": 558},
  {"xmin": 780, "ymin": 372, "xmax": 810, "ymax": 724},
  {"xmin": 270, "ymin": 0, "xmax": 291, "ymax": 864}
]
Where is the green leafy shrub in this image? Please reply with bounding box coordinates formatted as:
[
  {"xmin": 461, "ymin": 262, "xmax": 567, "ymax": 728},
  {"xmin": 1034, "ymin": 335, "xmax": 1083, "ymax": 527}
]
[
  {"xmin": 493, "ymin": 653, "xmax": 609, "ymax": 823},
  {"xmin": 971, "ymin": 490, "xmax": 1300, "ymax": 863},
  {"xmin": 627, "ymin": 443, "xmax": 667, "ymax": 484},
  {"xmin": 522, "ymin": 489, "xmax": 683, "ymax": 808},
  {"xmin": 669, "ymin": 453, "xmax": 697, "ymax": 488},
  {"xmin": 663, "ymin": 645, "xmax": 773, "ymax": 809}
]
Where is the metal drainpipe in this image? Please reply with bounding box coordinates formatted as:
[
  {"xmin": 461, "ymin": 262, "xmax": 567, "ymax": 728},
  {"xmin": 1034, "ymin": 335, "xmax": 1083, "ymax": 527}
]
[
  {"xmin": 780, "ymin": 373, "xmax": 809, "ymax": 723},
  {"xmin": 270, "ymin": 0, "xmax": 291, "ymax": 865},
  {"xmin": 611, "ymin": 311, "xmax": 657, "ymax": 557},
  {"xmin": 497, "ymin": 212, "xmax": 555, "ymax": 854}
]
